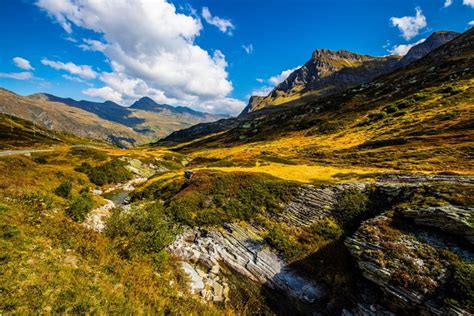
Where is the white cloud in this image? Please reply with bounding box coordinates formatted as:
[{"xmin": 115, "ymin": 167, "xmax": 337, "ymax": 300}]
[
  {"xmin": 389, "ymin": 38, "xmax": 426, "ymax": 56},
  {"xmin": 464, "ymin": 0, "xmax": 474, "ymax": 8},
  {"xmin": 250, "ymin": 86, "xmax": 273, "ymax": 97},
  {"xmin": 0, "ymin": 72, "xmax": 33, "ymax": 80},
  {"xmin": 256, "ymin": 78, "xmax": 264, "ymax": 83},
  {"xmin": 82, "ymin": 86, "xmax": 123, "ymax": 103},
  {"xmin": 242, "ymin": 44, "xmax": 253, "ymax": 54},
  {"xmin": 202, "ymin": 7, "xmax": 235, "ymax": 35},
  {"xmin": 469, "ymin": 20, "xmax": 474, "ymax": 26},
  {"xmin": 41, "ymin": 58, "xmax": 97, "ymax": 79},
  {"xmin": 390, "ymin": 7, "xmax": 427, "ymax": 40},
  {"xmin": 444, "ymin": 0, "xmax": 453, "ymax": 7},
  {"xmin": 13, "ymin": 57, "xmax": 34, "ymax": 70},
  {"xmin": 268, "ymin": 66, "xmax": 300, "ymax": 86},
  {"xmin": 62, "ymin": 74, "xmax": 93, "ymax": 86},
  {"xmin": 79, "ymin": 39, "xmax": 106, "ymax": 52},
  {"xmin": 37, "ymin": 0, "xmax": 241, "ymax": 114}
]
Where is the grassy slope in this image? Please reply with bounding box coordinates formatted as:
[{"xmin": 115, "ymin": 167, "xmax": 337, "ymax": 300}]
[
  {"xmin": 166, "ymin": 30, "xmax": 474, "ymax": 179},
  {"xmin": 0, "ymin": 145, "xmax": 226, "ymax": 314}
]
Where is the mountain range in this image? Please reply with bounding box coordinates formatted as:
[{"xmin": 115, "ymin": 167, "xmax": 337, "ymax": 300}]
[{"xmin": 0, "ymin": 90, "xmax": 227, "ymax": 147}]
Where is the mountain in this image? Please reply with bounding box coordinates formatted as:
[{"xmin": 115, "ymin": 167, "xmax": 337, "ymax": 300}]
[
  {"xmin": 0, "ymin": 89, "xmax": 144, "ymax": 147},
  {"xmin": 0, "ymin": 91, "xmax": 227, "ymax": 147},
  {"xmin": 162, "ymin": 30, "xmax": 462, "ymax": 145},
  {"xmin": 0, "ymin": 112, "xmax": 92, "ymax": 150},
  {"xmin": 241, "ymin": 30, "xmax": 460, "ymax": 114}
]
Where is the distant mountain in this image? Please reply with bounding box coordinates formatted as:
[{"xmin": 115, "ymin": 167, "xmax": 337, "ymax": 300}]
[
  {"xmin": 241, "ymin": 31, "xmax": 460, "ymax": 115},
  {"xmin": 0, "ymin": 92, "xmax": 228, "ymax": 147}
]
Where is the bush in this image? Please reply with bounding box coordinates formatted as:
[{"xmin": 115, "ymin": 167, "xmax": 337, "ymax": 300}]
[
  {"xmin": 75, "ymin": 159, "xmax": 132, "ymax": 186},
  {"xmin": 447, "ymin": 260, "xmax": 474, "ymax": 309},
  {"xmin": 54, "ymin": 181, "xmax": 72, "ymax": 199},
  {"xmin": 0, "ymin": 203, "xmax": 9, "ymax": 213},
  {"xmin": 309, "ymin": 217, "xmax": 343, "ymax": 240},
  {"xmin": 333, "ymin": 188, "xmax": 368, "ymax": 227},
  {"xmin": 265, "ymin": 225, "xmax": 301, "ymax": 259},
  {"xmin": 105, "ymin": 203, "xmax": 174, "ymax": 266},
  {"xmin": 33, "ymin": 156, "xmax": 48, "ymax": 164},
  {"xmin": 66, "ymin": 192, "xmax": 93, "ymax": 222}
]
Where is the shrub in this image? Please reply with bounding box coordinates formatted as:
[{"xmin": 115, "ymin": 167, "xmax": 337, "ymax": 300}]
[
  {"xmin": 75, "ymin": 159, "xmax": 132, "ymax": 186},
  {"xmin": 333, "ymin": 188, "xmax": 368, "ymax": 227},
  {"xmin": 447, "ymin": 260, "xmax": 474, "ymax": 309},
  {"xmin": 66, "ymin": 192, "xmax": 93, "ymax": 222},
  {"xmin": 265, "ymin": 225, "xmax": 300, "ymax": 259},
  {"xmin": 105, "ymin": 203, "xmax": 174, "ymax": 266},
  {"xmin": 309, "ymin": 217, "xmax": 343, "ymax": 240},
  {"xmin": 33, "ymin": 156, "xmax": 48, "ymax": 164},
  {"xmin": 54, "ymin": 181, "xmax": 72, "ymax": 199},
  {"xmin": 0, "ymin": 203, "xmax": 8, "ymax": 212}
]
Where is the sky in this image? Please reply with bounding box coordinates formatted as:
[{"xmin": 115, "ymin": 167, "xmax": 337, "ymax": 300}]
[{"xmin": 0, "ymin": 0, "xmax": 473, "ymax": 115}]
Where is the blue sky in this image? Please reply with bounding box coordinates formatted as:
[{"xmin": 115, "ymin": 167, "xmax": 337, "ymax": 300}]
[{"xmin": 0, "ymin": 0, "xmax": 472, "ymax": 114}]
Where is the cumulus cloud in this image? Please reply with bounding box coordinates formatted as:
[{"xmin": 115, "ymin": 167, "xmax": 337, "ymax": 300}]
[
  {"xmin": 390, "ymin": 7, "xmax": 427, "ymax": 40},
  {"xmin": 37, "ymin": 0, "xmax": 243, "ymax": 114},
  {"xmin": 242, "ymin": 44, "xmax": 253, "ymax": 54},
  {"xmin": 268, "ymin": 66, "xmax": 300, "ymax": 86},
  {"xmin": 82, "ymin": 86, "xmax": 123, "ymax": 103},
  {"xmin": 469, "ymin": 20, "xmax": 474, "ymax": 27},
  {"xmin": 0, "ymin": 72, "xmax": 33, "ymax": 80},
  {"xmin": 13, "ymin": 57, "xmax": 34, "ymax": 70},
  {"xmin": 444, "ymin": 0, "xmax": 453, "ymax": 7},
  {"xmin": 201, "ymin": 7, "xmax": 235, "ymax": 35},
  {"xmin": 464, "ymin": 0, "xmax": 474, "ymax": 8},
  {"xmin": 389, "ymin": 38, "xmax": 426, "ymax": 56},
  {"xmin": 41, "ymin": 58, "xmax": 97, "ymax": 79}
]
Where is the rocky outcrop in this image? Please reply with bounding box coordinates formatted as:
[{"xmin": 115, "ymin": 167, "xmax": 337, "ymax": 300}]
[
  {"xmin": 346, "ymin": 214, "xmax": 472, "ymax": 315},
  {"xmin": 282, "ymin": 183, "xmax": 366, "ymax": 227},
  {"xmin": 401, "ymin": 205, "xmax": 474, "ymax": 244},
  {"xmin": 170, "ymin": 224, "xmax": 326, "ymax": 304}
]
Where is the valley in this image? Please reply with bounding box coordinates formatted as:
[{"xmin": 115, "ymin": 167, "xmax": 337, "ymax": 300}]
[{"xmin": 0, "ymin": 22, "xmax": 473, "ymax": 316}]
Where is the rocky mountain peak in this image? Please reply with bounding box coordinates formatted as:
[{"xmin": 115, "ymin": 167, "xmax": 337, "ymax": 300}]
[{"xmin": 399, "ymin": 30, "xmax": 460, "ymax": 67}]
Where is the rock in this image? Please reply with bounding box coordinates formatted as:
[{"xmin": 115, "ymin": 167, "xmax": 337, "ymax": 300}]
[
  {"xmin": 184, "ymin": 170, "xmax": 194, "ymax": 180},
  {"xmin": 170, "ymin": 224, "xmax": 326, "ymax": 304},
  {"xmin": 346, "ymin": 214, "xmax": 472, "ymax": 315},
  {"xmin": 401, "ymin": 205, "xmax": 474, "ymax": 244},
  {"xmin": 180, "ymin": 262, "xmax": 204, "ymax": 293}
]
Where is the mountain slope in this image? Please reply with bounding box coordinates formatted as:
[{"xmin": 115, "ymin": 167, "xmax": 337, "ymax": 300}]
[
  {"xmin": 0, "ymin": 89, "xmax": 144, "ymax": 147},
  {"xmin": 241, "ymin": 30, "xmax": 460, "ymax": 114},
  {"xmin": 25, "ymin": 93, "xmax": 227, "ymax": 144},
  {"xmin": 161, "ymin": 28, "xmax": 473, "ymax": 172},
  {"xmin": 0, "ymin": 112, "xmax": 91, "ymax": 150}
]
